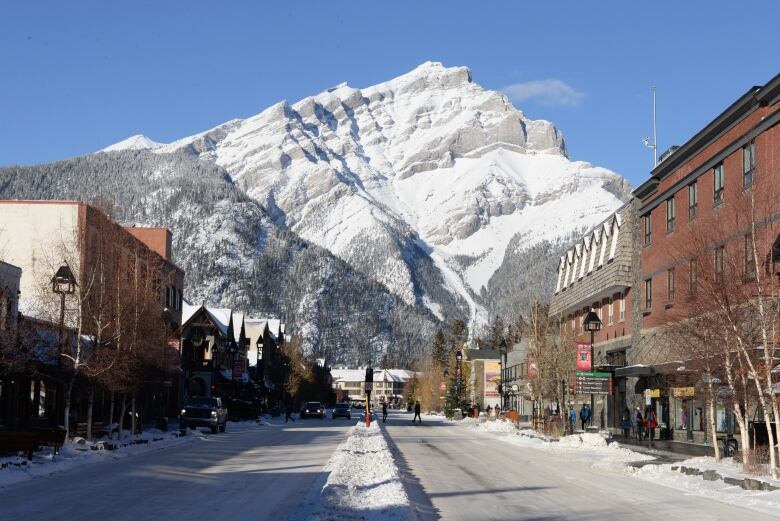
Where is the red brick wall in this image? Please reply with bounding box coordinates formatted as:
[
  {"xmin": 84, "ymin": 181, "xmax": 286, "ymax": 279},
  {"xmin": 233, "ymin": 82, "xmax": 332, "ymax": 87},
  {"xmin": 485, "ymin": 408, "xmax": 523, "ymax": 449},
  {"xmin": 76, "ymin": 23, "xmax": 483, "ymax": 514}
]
[{"xmin": 640, "ymin": 102, "xmax": 780, "ymax": 330}]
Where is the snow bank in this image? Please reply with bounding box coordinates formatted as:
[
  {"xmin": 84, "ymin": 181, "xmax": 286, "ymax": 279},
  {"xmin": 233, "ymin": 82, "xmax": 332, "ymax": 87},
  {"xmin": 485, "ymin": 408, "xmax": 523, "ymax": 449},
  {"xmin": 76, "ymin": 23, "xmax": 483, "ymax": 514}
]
[
  {"xmin": 468, "ymin": 420, "xmax": 652, "ymax": 464},
  {"xmin": 296, "ymin": 422, "xmax": 412, "ymax": 520},
  {"xmin": 630, "ymin": 462, "xmax": 780, "ymax": 515},
  {"xmin": 0, "ymin": 428, "xmax": 201, "ymax": 489},
  {"xmin": 469, "ymin": 420, "xmax": 780, "ymax": 513}
]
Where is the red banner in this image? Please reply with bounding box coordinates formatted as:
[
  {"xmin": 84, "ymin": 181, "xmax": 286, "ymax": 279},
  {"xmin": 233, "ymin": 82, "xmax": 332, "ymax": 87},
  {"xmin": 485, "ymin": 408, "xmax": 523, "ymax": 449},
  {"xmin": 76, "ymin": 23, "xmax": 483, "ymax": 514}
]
[
  {"xmin": 576, "ymin": 342, "xmax": 592, "ymax": 371},
  {"xmin": 527, "ymin": 355, "xmax": 538, "ymax": 378}
]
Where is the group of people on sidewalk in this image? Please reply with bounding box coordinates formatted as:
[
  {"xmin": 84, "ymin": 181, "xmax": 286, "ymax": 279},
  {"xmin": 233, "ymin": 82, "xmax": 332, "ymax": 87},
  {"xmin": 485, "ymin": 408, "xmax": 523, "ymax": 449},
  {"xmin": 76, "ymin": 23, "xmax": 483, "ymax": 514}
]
[
  {"xmin": 566, "ymin": 403, "xmax": 658, "ymax": 441},
  {"xmin": 619, "ymin": 405, "xmax": 658, "ymax": 443}
]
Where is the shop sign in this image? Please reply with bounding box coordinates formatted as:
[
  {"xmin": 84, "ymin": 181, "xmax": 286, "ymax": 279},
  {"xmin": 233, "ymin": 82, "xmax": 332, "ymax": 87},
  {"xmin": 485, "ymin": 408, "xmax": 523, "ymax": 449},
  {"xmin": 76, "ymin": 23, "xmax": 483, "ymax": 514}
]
[
  {"xmin": 574, "ymin": 371, "xmax": 611, "ymax": 395},
  {"xmin": 672, "ymin": 386, "xmax": 695, "ymax": 397},
  {"xmin": 644, "ymin": 389, "xmax": 652, "ymax": 405},
  {"xmin": 576, "ymin": 342, "xmax": 592, "ymax": 371},
  {"xmin": 650, "ymin": 388, "xmax": 660, "ymax": 398}
]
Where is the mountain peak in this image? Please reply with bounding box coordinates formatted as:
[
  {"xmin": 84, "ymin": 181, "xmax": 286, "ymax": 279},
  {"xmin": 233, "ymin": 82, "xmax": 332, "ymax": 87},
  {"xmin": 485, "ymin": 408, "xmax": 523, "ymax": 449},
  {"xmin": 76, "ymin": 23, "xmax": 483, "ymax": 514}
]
[{"xmin": 101, "ymin": 134, "xmax": 163, "ymax": 152}]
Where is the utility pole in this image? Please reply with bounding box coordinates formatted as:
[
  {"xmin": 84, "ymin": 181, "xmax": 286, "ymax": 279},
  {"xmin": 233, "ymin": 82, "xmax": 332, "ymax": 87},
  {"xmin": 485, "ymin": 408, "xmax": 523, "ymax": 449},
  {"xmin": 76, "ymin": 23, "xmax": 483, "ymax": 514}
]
[{"xmin": 643, "ymin": 85, "xmax": 658, "ymax": 168}]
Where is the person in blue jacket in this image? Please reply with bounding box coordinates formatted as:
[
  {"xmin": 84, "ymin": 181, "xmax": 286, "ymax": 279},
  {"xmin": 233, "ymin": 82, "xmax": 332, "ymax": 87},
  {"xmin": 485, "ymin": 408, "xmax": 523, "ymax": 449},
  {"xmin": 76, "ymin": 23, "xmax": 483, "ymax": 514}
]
[
  {"xmin": 568, "ymin": 405, "xmax": 577, "ymax": 433},
  {"xmin": 579, "ymin": 404, "xmax": 590, "ymax": 430}
]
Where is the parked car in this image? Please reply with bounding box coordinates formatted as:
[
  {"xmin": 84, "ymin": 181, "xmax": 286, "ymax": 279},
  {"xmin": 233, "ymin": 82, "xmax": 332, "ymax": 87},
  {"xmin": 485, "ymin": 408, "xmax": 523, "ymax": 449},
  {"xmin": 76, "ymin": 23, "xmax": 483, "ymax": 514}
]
[
  {"xmin": 180, "ymin": 396, "xmax": 228, "ymax": 433},
  {"xmin": 301, "ymin": 401, "xmax": 324, "ymax": 419},
  {"xmin": 332, "ymin": 403, "xmax": 352, "ymax": 420}
]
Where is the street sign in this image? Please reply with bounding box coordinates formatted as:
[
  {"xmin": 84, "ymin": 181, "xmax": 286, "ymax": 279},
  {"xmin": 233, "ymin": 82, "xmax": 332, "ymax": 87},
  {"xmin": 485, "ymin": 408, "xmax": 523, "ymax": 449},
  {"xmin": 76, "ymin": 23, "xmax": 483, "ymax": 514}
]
[{"xmin": 574, "ymin": 371, "xmax": 611, "ymax": 395}]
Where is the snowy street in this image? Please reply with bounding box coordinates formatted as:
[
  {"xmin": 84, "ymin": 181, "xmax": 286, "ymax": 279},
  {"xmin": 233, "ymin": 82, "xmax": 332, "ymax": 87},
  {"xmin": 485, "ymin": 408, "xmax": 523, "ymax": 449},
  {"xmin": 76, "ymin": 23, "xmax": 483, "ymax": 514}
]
[
  {"xmin": 383, "ymin": 412, "xmax": 777, "ymax": 521},
  {"xmin": 0, "ymin": 419, "xmax": 352, "ymax": 521}
]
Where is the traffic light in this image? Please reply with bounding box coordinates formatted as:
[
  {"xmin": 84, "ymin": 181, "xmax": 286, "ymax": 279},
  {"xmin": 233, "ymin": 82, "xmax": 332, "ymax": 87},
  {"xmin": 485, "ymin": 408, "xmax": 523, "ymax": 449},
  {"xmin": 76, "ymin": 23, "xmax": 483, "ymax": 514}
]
[{"xmin": 365, "ymin": 366, "xmax": 373, "ymax": 383}]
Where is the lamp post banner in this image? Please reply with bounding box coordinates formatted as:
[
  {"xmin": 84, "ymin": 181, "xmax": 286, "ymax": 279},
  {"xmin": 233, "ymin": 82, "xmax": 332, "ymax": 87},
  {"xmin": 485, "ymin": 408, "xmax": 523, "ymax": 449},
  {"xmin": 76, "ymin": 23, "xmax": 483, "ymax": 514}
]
[{"xmin": 576, "ymin": 342, "xmax": 592, "ymax": 371}]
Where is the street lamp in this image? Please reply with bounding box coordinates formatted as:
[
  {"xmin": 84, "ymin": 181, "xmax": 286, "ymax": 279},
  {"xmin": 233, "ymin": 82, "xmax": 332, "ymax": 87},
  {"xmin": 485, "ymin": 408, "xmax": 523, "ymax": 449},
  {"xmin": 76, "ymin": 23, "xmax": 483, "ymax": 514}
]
[
  {"xmin": 455, "ymin": 350, "xmax": 463, "ymax": 408},
  {"xmin": 582, "ymin": 310, "xmax": 602, "ymax": 428},
  {"xmin": 51, "ymin": 262, "xmax": 77, "ymax": 371}
]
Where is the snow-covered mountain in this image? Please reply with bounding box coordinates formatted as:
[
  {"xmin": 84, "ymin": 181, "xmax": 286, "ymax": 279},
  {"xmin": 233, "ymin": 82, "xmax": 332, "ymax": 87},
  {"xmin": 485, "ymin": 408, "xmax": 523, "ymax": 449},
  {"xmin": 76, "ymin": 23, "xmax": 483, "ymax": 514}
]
[
  {"xmin": 102, "ymin": 134, "xmax": 163, "ymax": 152},
  {"xmin": 105, "ymin": 62, "xmax": 630, "ymax": 334}
]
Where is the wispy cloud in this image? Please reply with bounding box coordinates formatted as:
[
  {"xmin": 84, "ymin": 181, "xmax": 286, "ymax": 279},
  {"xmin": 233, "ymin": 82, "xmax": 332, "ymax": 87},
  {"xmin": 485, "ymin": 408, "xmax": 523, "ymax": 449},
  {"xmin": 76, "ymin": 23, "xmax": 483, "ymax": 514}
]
[{"xmin": 501, "ymin": 79, "xmax": 584, "ymax": 107}]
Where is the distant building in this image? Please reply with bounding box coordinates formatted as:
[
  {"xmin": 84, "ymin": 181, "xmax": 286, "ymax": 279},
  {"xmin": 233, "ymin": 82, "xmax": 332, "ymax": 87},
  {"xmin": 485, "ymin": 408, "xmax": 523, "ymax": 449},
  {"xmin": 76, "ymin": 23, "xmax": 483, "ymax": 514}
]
[
  {"xmin": 466, "ymin": 349, "xmax": 501, "ymax": 410},
  {"xmin": 330, "ymin": 368, "xmax": 416, "ymax": 404}
]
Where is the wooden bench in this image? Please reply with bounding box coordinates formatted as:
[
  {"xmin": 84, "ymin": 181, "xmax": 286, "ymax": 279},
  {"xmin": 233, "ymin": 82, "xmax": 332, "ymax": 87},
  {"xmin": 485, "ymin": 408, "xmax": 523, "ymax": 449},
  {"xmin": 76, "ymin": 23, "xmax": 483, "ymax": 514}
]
[
  {"xmin": 31, "ymin": 428, "xmax": 67, "ymax": 455},
  {"xmin": 73, "ymin": 421, "xmax": 104, "ymax": 439},
  {"xmin": 0, "ymin": 432, "xmax": 39, "ymax": 460},
  {"xmin": 0, "ymin": 429, "xmax": 65, "ymax": 460}
]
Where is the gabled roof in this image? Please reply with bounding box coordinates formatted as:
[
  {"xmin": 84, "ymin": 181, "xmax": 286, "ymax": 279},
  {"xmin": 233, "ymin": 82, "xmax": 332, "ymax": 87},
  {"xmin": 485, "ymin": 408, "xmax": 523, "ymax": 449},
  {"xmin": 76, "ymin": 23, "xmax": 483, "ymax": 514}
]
[
  {"xmin": 203, "ymin": 307, "xmax": 232, "ymax": 336},
  {"xmin": 182, "ymin": 300, "xmax": 201, "ymax": 326}
]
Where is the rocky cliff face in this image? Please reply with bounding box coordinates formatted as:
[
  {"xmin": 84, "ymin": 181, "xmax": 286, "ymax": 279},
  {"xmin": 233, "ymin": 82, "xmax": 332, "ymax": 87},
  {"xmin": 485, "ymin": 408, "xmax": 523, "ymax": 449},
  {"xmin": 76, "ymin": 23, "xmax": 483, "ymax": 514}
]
[
  {"xmin": 122, "ymin": 62, "xmax": 630, "ymax": 333},
  {"xmin": 5, "ymin": 62, "xmax": 630, "ymax": 362}
]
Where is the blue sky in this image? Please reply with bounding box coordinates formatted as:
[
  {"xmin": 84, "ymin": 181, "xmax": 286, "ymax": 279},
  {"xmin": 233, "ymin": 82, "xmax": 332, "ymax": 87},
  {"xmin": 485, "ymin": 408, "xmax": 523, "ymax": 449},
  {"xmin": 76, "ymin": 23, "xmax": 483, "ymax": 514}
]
[{"xmin": 1, "ymin": 1, "xmax": 777, "ymax": 186}]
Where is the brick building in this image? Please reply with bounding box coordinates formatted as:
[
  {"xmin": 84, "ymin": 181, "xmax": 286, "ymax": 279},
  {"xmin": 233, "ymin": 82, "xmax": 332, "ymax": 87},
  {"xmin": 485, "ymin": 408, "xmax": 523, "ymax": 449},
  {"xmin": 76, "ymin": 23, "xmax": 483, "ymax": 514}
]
[
  {"xmin": 0, "ymin": 200, "xmax": 185, "ymax": 430},
  {"xmin": 623, "ymin": 73, "xmax": 780, "ymax": 446}
]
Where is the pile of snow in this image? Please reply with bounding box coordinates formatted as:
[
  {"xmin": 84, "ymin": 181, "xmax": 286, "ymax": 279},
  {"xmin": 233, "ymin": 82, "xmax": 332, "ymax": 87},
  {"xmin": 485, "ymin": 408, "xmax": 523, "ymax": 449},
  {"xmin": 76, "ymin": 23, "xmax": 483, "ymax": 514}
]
[
  {"xmin": 296, "ymin": 422, "xmax": 411, "ymax": 520},
  {"xmin": 556, "ymin": 432, "xmax": 609, "ymax": 449},
  {"xmin": 0, "ymin": 428, "xmax": 200, "ymax": 489}
]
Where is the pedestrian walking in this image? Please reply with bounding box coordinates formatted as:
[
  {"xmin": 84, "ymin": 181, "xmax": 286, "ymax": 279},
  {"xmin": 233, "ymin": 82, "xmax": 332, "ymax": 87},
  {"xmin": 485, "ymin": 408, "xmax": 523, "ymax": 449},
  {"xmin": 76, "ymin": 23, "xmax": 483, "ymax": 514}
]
[
  {"xmin": 285, "ymin": 403, "xmax": 295, "ymax": 424},
  {"xmin": 635, "ymin": 408, "xmax": 644, "ymax": 440},
  {"xmin": 413, "ymin": 401, "xmax": 422, "ymax": 423},
  {"xmin": 568, "ymin": 405, "xmax": 577, "ymax": 434},
  {"xmin": 579, "ymin": 404, "xmax": 590, "ymax": 431},
  {"xmin": 645, "ymin": 405, "xmax": 658, "ymax": 447},
  {"xmin": 620, "ymin": 407, "xmax": 631, "ymax": 439},
  {"xmin": 630, "ymin": 406, "xmax": 638, "ymax": 437},
  {"xmin": 382, "ymin": 401, "xmax": 388, "ymax": 423}
]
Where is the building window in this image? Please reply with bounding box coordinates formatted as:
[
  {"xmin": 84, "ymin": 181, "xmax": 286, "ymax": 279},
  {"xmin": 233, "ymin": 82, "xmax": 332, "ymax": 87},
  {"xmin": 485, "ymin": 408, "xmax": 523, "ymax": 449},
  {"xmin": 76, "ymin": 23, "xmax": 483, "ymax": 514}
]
[
  {"xmin": 666, "ymin": 197, "xmax": 675, "ymax": 233},
  {"xmin": 713, "ymin": 163, "xmax": 724, "ymax": 205},
  {"xmin": 714, "ymin": 246, "xmax": 725, "ymax": 284},
  {"xmin": 644, "ymin": 214, "xmax": 652, "ymax": 246},
  {"xmin": 689, "ymin": 258, "xmax": 698, "ymax": 293},
  {"xmin": 743, "ymin": 141, "xmax": 755, "ymax": 189},
  {"xmin": 644, "ymin": 278, "xmax": 652, "ymax": 310},
  {"xmin": 688, "ymin": 182, "xmax": 698, "ymax": 220},
  {"xmin": 619, "ymin": 291, "xmax": 626, "ymax": 321},
  {"xmin": 744, "ymin": 234, "xmax": 755, "ymax": 277},
  {"xmin": 608, "ymin": 297, "xmax": 614, "ymax": 325},
  {"xmin": 667, "ymin": 268, "xmax": 675, "ymax": 301}
]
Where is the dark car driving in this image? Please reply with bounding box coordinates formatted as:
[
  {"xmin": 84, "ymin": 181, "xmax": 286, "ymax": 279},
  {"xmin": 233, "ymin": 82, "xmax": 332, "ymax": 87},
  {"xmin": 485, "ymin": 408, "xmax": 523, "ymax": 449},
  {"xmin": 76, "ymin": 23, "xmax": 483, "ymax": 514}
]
[
  {"xmin": 331, "ymin": 403, "xmax": 352, "ymax": 419},
  {"xmin": 180, "ymin": 396, "xmax": 228, "ymax": 433},
  {"xmin": 301, "ymin": 401, "xmax": 324, "ymax": 419}
]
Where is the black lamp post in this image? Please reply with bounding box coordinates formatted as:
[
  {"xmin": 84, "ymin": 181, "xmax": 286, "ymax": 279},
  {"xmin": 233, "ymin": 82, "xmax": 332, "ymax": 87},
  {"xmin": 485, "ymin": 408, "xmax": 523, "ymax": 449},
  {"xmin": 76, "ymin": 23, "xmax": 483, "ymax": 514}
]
[
  {"xmin": 455, "ymin": 350, "xmax": 463, "ymax": 407},
  {"xmin": 582, "ymin": 310, "xmax": 602, "ymax": 428},
  {"xmin": 51, "ymin": 262, "xmax": 77, "ymax": 371},
  {"xmin": 498, "ymin": 338, "xmax": 509, "ymax": 412}
]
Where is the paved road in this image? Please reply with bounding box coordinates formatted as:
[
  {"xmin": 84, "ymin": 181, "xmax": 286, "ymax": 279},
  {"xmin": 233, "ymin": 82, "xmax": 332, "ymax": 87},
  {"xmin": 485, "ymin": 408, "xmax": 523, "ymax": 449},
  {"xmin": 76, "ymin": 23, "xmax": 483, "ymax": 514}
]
[
  {"xmin": 383, "ymin": 412, "xmax": 775, "ymax": 521},
  {"xmin": 0, "ymin": 418, "xmax": 353, "ymax": 521}
]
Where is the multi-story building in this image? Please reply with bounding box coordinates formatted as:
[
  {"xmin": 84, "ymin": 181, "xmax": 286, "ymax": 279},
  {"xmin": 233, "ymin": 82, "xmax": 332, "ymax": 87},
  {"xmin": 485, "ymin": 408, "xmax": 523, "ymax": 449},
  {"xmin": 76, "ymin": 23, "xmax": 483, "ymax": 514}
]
[
  {"xmin": 550, "ymin": 202, "xmax": 640, "ymax": 429},
  {"xmin": 625, "ymin": 73, "xmax": 780, "ymax": 446},
  {"xmin": 0, "ymin": 200, "xmax": 186, "ymax": 428}
]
